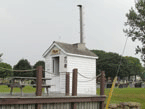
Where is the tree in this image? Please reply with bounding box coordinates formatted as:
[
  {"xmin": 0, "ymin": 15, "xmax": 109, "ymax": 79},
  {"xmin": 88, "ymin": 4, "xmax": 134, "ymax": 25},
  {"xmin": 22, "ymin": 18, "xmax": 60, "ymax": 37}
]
[
  {"xmin": 139, "ymin": 67, "xmax": 145, "ymax": 81},
  {"xmin": 0, "ymin": 62, "xmax": 12, "ymax": 78},
  {"xmin": 33, "ymin": 60, "xmax": 45, "ymax": 77},
  {"xmin": 91, "ymin": 50, "xmax": 128, "ymax": 79},
  {"xmin": 92, "ymin": 50, "xmax": 144, "ymax": 80},
  {"xmin": 13, "ymin": 59, "xmax": 33, "ymax": 77},
  {"xmin": 0, "ymin": 53, "xmax": 3, "ymax": 62},
  {"xmin": 124, "ymin": 0, "xmax": 145, "ymax": 62},
  {"xmin": 124, "ymin": 56, "xmax": 143, "ymax": 80},
  {"xmin": 143, "ymin": 72, "xmax": 145, "ymax": 80}
]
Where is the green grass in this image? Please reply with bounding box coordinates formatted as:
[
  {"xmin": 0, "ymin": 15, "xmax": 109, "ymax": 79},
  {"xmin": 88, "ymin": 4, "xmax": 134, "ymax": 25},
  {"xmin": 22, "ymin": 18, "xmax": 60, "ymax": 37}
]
[
  {"xmin": 97, "ymin": 88, "xmax": 145, "ymax": 108},
  {"xmin": 1, "ymin": 85, "xmax": 145, "ymax": 108},
  {"xmin": 0, "ymin": 85, "xmax": 36, "ymax": 93}
]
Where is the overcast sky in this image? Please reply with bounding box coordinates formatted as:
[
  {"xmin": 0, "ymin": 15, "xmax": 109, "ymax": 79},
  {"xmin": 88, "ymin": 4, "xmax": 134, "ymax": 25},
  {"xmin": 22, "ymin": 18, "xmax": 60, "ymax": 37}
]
[{"xmin": 0, "ymin": 0, "xmax": 142, "ymax": 66}]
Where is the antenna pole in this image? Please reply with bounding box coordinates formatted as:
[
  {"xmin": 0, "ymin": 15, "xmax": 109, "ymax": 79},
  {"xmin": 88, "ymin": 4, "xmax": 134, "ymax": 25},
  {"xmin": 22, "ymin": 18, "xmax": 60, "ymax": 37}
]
[{"xmin": 77, "ymin": 5, "xmax": 84, "ymax": 44}]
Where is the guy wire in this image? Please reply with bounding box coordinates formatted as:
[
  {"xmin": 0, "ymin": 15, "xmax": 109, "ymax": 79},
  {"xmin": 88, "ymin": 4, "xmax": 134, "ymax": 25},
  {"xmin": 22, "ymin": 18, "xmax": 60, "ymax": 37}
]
[{"xmin": 116, "ymin": 36, "xmax": 129, "ymax": 76}]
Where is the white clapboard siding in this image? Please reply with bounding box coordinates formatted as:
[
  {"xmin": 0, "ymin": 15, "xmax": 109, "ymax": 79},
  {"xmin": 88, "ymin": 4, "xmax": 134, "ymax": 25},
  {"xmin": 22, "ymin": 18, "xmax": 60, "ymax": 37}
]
[
  {"xmin": 67, "ymin": 56, "xmax": 96, "ymax": 95},
  {"xmin": 45, "ymin": 56, "xmax": 54, "ymax": 92},
  {"xmin": 44, "ymin": 43, "xmax": 97, "ymax": 95},
  {"xmin": 60, "ymin": 72, "xmax": 66, "ymax": 93},
  {"xmin": 45, "ymin": 47, "xmax": 65, "ymax": 92},
  {"xmin": 59, "ymin": 55, "xmax": 67, "ymax": 73}
]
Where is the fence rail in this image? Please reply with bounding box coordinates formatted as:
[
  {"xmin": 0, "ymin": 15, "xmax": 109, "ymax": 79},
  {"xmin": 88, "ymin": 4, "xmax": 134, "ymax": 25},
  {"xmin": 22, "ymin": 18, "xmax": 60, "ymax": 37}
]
[{"xmin": 0, "ymin": 66, "xmax": 106, "ymax": 109}]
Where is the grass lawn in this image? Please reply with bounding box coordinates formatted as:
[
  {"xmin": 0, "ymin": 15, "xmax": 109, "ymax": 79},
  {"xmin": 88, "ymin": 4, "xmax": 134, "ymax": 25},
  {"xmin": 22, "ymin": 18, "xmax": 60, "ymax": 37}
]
[
  {"xmin": 0, "ymin": 85, "xmax": 145, "ymax": 108},
  {"xmin": 97, "ymin": 88, "xmax": 145, "ymax": 108},
  {"xmin": 0, "ymin": 85, "xmax": 36, "ymax": 93}
]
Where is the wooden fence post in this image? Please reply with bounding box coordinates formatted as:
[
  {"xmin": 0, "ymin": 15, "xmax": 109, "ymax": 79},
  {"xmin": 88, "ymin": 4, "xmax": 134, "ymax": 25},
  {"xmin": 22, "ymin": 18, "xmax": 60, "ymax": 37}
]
[
  {"xmin": 72, "ymin": 69, "xmax": 78, "ymax": 96},
  {"xmin": 36, "ymin": 66, "xmax": 43, "ymax": 96},
  {"xmin": 72, "ymin": 69, "xmax": 78, "ymax": 109},
  {"xmin": 36, "ymin": 66, "xmax": 43, "ymax": 109},
  {"xmin": 100, "ymin": 71, "xmax": 105, "ymax": 109},
  {"xmin": 66, "ymin": 72, "xmax": 70, "ymax": 96}
]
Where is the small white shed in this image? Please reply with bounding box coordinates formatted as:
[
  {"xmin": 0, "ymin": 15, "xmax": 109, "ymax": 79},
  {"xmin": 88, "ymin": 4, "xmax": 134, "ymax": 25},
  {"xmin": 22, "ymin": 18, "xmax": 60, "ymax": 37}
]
[{"xmin": 43, "ymin": 41, "xmax": 98, "ymax": 95}]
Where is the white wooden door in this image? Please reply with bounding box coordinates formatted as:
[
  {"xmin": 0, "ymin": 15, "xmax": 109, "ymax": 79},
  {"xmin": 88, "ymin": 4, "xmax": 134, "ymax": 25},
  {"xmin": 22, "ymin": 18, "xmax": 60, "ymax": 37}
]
[{"xmin": 53, "ymin": 57, "xmax": 60, "ymax": 92}]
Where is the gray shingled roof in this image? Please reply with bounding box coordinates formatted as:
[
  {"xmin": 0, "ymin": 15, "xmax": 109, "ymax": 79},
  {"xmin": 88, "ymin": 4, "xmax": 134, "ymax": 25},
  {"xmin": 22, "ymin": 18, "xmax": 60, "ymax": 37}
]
[{"xmin": 55, "ymin": 41, "xmax": 97, "ymax": 57}]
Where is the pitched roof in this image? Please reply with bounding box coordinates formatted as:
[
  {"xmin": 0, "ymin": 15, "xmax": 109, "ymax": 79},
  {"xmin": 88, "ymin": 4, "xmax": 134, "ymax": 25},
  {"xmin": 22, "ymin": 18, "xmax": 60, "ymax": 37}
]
[{"xmin": 54, "ymin": 41, "xmax": 98, "ymax": 58}]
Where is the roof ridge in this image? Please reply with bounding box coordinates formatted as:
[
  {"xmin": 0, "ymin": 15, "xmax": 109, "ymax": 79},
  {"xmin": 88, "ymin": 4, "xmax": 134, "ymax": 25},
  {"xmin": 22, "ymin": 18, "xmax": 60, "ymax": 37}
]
[
  {"xmin": 42, "ymin": 41, "xmax": 98, "ymax": 58},
  {"xmin": 54, "ymin": 41, "xmax": 73, "ymax": 45}
]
